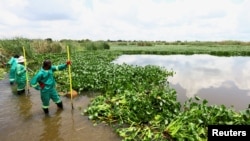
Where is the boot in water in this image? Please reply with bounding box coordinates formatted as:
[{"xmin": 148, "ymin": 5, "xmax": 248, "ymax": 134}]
[
  {"xmin": 17, "ymin": 89, "xmax": 25, "ymax": 95},
  {"xmin": 43, "ymin": 108, "xmax": 49, "ymax": 114},
  {"xmin": 56, "ymin": 102, "xmax": 63, "ymax": 109}
]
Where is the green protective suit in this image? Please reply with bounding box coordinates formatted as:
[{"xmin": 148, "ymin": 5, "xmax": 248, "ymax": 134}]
[
  {"xmin": 30, "ymin": 64, "xmax": 67, "ymax": 109},
  {"xmin": 15, "ymin": 63, "xmax": 26, "ymax": 91},
  {"xmin": 7, "ymin": 57, "xmax": 18, "ymax": 83}
]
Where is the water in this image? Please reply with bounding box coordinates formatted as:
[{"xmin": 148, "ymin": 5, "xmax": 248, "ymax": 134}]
[
  {"xmin": 0, "ymin": 75, "xmax": 121, "ymax": 141},
  {"xmin": 1, "ymin": 54, "xmax": 249, "ymax": 140},
  {"xmin": 113, "ymin": 54, "xmax": 250, "ymax": 111}
]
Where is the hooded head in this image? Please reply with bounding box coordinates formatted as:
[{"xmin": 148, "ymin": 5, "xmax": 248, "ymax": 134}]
[
  {"xmin": 43, "ymin": 60, "xmax": 52, "ymax": 70},
  {"xmin": 14, "ymin": 54, "xmax": 19, "ymax": 58}
]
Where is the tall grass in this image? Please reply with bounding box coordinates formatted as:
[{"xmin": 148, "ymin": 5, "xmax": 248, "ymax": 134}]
[
  {"xmin": 31, "ymin": 39, "xmax": 63, "ymax": 54},
  {"xmin": 0, "ymin": 37, "xmax": 32, "ymax": 58},
  {"xmin": 110, "ymin": 44, "xmax": 250, "ymax": 56},
  {"xmin": 85, "ymin": 41, "xmax": 110, "ymax": 50},
  {"xmin": 1, "ymin": 38, "xmax": 249, "ymax": 58}
]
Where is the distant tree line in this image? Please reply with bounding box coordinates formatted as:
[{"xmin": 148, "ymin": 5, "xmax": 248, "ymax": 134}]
[{"xmin": 0, "ymin": 37, "xmax": 249, "ymax": 59}]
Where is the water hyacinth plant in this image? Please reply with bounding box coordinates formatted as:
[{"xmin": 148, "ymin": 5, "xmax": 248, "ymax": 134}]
[{"xmin": 2, "ymin": 42, "xmax": 249, "ymax": 140}]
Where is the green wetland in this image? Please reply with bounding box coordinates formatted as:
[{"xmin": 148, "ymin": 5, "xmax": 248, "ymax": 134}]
[
  {"xmin": 0, "ymin": 39, "xmax": 249, "ymax": 141},
  {"xmin": 113, "ymin": 54, "xmax": 250, "ymax": 111}
]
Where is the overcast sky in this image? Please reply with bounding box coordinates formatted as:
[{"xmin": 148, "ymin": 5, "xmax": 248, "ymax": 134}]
[{"xmin": 0, "ymin": 0, "xmax": 249, "ymax": 41}]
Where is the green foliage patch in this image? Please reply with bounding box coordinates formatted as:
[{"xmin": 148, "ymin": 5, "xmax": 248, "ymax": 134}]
[
  {"xmin": 1, "ymin": 39, "xmax": 249, "ymax": 140},
  {"xmin": 31, "ymin": 50, "xmax": 249, "ymax": 141}
]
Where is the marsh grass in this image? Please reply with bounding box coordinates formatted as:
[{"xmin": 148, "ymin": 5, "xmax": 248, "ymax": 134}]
[
  {"xmin": 0, "ymin": 37, "xmax": 32, "ymax": 58},
  {"xmin": 0, "ymin": 40, "xmax": 249, "ymax": 140},
  {"xmin": 110, "ymin": 44, "xmax": 250, "ymax": 56},
  {"xmin": 85, "ymin": 41, "xmax": 110, "ymax": 50},
  {"xmin": 31, "ymin": 39, "xmax": 63, "ymax": 53}
]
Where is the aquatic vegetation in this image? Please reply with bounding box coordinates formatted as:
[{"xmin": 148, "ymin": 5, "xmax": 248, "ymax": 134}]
[{"xmin": 14, "ymin": 50, "xmax": 250, "ymax": 140}]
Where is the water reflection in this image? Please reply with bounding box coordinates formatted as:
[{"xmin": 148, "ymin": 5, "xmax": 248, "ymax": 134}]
[
  {"xmin": 113, "ymin": 54, "xmax": 250, "ymax": 111},
  {"xmin": 0, "ymin": 77, "xmax": 121, "ymax": 141},
  {"xmin": 40, "ymin": 115, "xmax": 62, "ymax": 141},
  {"xmin": 16, "ymin": 94, "xmax": 32, "ymax": 119}
]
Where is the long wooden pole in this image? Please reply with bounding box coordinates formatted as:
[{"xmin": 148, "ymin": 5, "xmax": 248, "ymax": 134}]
[
  {"xmin": 67, "ymin": 46, "xmax": 74, "ymax": 109},
  {"xmin": 22, "ymin": 46, "xmax": 29, "ymax": 94}
]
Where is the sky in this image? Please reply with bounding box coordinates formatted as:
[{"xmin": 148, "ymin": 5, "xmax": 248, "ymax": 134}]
[
  {"xmin": 114, "ymin": 54, "xmax": 250, "ymax": 110},
  {"xmin": 0, "ymin": 0, "xmax": 249, "ymax": 41}
]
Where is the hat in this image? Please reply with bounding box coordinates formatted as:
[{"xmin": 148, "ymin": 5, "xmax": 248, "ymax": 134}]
[{"xmin": 17, "ymin": 56, "xmax": 25, "ymax": 63}]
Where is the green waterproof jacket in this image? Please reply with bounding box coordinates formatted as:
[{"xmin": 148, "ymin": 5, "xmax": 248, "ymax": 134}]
[
  {"xmin": 8, "ymin": 57, "xmax": 18, "ymax": 80},
  {"xmin": 8, "ymin": 57, "xmax": 18, "ymax": 70},
  {"xmin": 15, "ymin": 63, "xmax": 26, "ymax": 83},
  {"xmin": 30, "ymin": 64, "xmax": 67, "ymax": 92}
]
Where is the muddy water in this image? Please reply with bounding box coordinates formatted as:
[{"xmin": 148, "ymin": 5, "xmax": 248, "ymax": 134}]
[{"xmin": 0, "ymin": 75, "xmax": 121, "ymax": 141}]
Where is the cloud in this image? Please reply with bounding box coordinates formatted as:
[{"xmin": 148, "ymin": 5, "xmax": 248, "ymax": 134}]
[
  {"xmin": 0, "ymin": 0, "xmax": 249, "ymax": 41},
  {"xmin": 113, "ymin": 54, "xmax": 250, "ymax": 98}
]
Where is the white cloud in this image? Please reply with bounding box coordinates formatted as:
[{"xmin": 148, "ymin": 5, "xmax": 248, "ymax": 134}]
[
  {"xmin": 0, "ymin": 0, "xmax": 249, "ymax": 41},
  {"xmin": 113, "ymin": 54, "xmax": 250, "ymax": 99}
]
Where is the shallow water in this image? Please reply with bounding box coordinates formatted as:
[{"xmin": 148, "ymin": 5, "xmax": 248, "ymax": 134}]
[
  {"xmin": 0, "ymin": 75, "xmax": 121, "ymax": 141},
  {"xmin": 113, "ymin": 54, "xmax": 250, "ymax": 111}
]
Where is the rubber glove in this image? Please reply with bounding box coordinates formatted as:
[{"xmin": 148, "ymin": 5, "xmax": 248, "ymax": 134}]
[
  {"xmin": 66, "ymin": 60, "xmax": 71, "ymax": 66},
  {"xmin": 39, "ymin": 82, "xmax": 45, "ymax": 89}
]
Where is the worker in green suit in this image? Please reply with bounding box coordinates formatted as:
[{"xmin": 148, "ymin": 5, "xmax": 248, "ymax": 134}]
[
  {"xmin": 30, "ymin": 59, "xmax": 71, "ymax": 114},
  {"xmin": 15, "ymin": 56, "xmax": 27, "ymax": 95},
  {"xmin": 7, "ymin": 54, "xmax": 19, "ymax": 85}
]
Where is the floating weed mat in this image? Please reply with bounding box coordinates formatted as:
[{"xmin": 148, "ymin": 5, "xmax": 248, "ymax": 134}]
[
  {"xmin": 84, "ymin": 87, "xmax": 181, "ymax": 141},
  {"xmin": 29, "ymin": 51, "xmax": 250, "ymax": 141},
  {"xmin": 164, "ymin": 97, "xmax": 250, "ymax": 141},
  {"xmin": 85, "ymin": 95, "xmax": 249, "ymax": 141}
]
